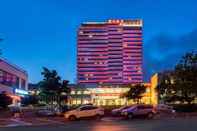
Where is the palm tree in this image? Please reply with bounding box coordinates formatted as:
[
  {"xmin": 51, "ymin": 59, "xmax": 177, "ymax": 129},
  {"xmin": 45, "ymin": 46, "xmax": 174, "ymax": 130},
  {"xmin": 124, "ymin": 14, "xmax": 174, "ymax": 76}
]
[{"xmin": 38, "ymin": 67, "xmax": 70, "ymax": 107}]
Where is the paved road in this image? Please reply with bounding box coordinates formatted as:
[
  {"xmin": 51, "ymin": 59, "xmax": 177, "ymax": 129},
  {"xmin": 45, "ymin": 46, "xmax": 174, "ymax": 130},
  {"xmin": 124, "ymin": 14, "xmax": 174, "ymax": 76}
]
[{"xmin": 0, "ymin": 117, "xmax": 197, "ymax": 131}]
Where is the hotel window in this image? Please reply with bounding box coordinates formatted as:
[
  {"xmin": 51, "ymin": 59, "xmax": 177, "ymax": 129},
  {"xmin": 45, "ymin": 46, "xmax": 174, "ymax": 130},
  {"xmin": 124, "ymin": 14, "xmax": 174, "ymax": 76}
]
[
  {"xmin": 118, "ymin": 28, "xmax": 122, "ymax": 32},
  {"xmin": 84, "ymin": 58, "xmax": 88, "ymax": 62},
  {"xmin": 79, "ymin": 31, "xmax": 83, "ymax": 34},
  {"xmin": 99, "ymin": 82, "xmax": 103, "ymax": 84},
  {"xmin": 123, "ymin": 43, "xmax": 127, "ymax": 48},
  {"xmin": 88, "ymin": 34, "xmax": 93, "ymax": 38}
]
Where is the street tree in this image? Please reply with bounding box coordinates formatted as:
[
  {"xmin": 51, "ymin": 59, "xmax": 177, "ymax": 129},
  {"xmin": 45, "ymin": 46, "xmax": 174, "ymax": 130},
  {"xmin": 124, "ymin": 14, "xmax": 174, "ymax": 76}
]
[
  {"xmin": 124, "ymin": 84, "xmax": 146, "ymax": 104},
  {"xmin": 174, "ymin": 51, "xmax": 197, "ymax": 104},
  {"xmin": 157, "ymin": 51, "xmax": 197, "ymax": 104},
  {"xmin": 38, "ymin": 67, "xmax": 70, "ymax": 107}
]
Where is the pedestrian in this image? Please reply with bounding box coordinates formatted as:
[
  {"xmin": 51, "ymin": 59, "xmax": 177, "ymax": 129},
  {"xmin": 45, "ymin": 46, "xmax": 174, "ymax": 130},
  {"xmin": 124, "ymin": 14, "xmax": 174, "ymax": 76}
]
[{"xmin": 10, "ymin": 102, "xmax": 21, "ymax": 118}]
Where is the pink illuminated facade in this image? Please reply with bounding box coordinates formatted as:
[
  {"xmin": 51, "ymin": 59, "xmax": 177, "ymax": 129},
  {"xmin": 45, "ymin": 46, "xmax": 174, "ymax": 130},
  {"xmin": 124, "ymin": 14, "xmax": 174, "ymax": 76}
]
[{"xmin": 77, "ymin": 19, "xmax": 143, "ymax": 84}]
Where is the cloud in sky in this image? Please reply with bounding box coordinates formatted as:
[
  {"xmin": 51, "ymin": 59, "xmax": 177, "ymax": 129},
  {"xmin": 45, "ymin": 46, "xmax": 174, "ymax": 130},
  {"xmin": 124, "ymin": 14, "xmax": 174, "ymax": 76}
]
[{"xmin": 144, "ymin": 29, "xmax": 197, "ymax": 81}]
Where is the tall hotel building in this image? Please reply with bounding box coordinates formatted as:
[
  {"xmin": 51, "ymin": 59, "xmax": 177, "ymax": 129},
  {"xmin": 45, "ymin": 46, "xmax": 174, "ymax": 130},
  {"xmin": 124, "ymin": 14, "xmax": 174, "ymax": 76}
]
[{"xmin": 77, "ymin": 19, "xmax": 143, "ymax": 84}]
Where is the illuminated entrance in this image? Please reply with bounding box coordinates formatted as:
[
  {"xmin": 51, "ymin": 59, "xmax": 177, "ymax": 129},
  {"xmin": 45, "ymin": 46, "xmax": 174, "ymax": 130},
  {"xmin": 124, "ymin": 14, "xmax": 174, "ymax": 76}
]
[
  {"xmin": 92, "ymin": 95, "xmax": 127, "ymax": 106},
  {"xmin": 68, "ymin": 82, "xmax": 157, "ymax": 106}
]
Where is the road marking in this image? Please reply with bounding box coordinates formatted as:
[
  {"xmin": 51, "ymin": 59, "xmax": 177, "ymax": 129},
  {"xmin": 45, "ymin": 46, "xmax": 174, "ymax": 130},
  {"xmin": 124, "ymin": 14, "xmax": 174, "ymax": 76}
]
[
  {"xmin": 0, "ymin": 118, "xmax": 32, "ymax": 128},
  {"xmin": 10, "ymin": 118, "xmax": 32, "ymax": 126}
]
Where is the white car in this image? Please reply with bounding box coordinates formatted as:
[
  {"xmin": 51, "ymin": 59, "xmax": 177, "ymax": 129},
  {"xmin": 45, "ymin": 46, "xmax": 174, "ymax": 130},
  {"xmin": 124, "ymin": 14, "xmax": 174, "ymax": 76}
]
[{"xmin": 64, "ymin": 105, "xmax": 104, "ymax": 121}]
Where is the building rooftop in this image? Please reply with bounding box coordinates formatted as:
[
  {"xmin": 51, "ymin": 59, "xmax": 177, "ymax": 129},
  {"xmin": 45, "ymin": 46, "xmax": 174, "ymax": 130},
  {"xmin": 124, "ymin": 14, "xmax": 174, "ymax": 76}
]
[
  {"xmin": 0, "ymin": 58, "xmax": 28, "ymax": 76},
  {"xmin": 82, "ymin": 19, "xmax": 143, "ymax": 27}
]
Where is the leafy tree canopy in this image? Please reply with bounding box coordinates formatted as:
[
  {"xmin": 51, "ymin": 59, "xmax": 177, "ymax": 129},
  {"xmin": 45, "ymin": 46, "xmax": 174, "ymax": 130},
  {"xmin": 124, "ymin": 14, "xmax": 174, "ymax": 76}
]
[{"xmin": 124, "ymin": 84, "xmax": 146, "ymax": 104}]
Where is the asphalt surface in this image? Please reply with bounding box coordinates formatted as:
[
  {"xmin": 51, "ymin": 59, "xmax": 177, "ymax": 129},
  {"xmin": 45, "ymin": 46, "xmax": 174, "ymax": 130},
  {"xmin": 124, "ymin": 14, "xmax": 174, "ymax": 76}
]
[{"xmin": 0, "ymin": 117, "xmax": 197, "ymax": 131}]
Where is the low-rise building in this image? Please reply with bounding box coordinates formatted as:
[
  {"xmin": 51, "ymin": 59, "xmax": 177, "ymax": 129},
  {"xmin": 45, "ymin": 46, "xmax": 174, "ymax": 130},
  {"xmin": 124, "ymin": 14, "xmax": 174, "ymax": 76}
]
[
  {"xmin": 68, "ymin": 75, "xmax": 158, "ymax": 106},
  {"xmin": 0, "ymin": 58, "xmax": 28, "ymax": 99}
]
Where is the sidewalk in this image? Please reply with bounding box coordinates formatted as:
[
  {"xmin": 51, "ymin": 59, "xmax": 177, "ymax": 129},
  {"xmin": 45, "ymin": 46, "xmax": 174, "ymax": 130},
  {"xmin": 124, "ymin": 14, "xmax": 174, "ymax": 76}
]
[
  {"xmin": 0, "ymin": 117, "xmax": 66, "ymax": 128},
  {"xmin": 0, "ymin": 118, "xmax": 31, "ymax": 127}
]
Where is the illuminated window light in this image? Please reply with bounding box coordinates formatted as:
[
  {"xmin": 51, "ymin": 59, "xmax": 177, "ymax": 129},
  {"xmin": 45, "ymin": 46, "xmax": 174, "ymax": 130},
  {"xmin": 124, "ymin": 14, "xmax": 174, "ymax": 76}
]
[
  {"xmin": 88, "ymin": 34, "xmax": 93, "ymax": 38},
  {"xmin": 77, "ymin": 91, "xmax": 81, "ymax": 95},
  {"xmin": 71, "ymin": 91, "xmax": 75, "ymax": 95},
  {"xmin": 123, "ymin": 44, "xmax": 127, "ymax": 47},
  {"xmin": 118, "ymin": 29, "xmax": 122, "ymax": 32},
  {"xmin": 146, "ymin": 88, "xmax": 150, "ymax": 93},
  {"xmin": 83, "ymin": 91, "xmax": 90, "ymax": 94},
  {"xmin": 76, "ymin": 99, "xmax": 81, "ymax": 104},
  {"xmin": 84, "ymin": 58, "xmax": 88, "ymax": 61}
]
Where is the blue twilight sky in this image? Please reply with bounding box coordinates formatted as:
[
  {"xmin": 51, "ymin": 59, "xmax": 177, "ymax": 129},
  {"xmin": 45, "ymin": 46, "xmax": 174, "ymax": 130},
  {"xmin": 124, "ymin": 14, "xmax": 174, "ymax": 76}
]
[{"xmin": 0, "ymin": 0, "xmax": 197, "ymax": 83}]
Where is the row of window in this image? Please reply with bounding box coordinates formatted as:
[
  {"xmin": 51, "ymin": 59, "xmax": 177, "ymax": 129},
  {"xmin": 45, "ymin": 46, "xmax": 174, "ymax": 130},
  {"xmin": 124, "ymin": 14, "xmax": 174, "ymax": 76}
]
[
  {"xmin": 78, "ymin": 42, "xmax": 108, "ymax": 45},
  {"xmin": 78, "ymin": 62, "xmax": 142, "ymax": 66},
  {"xmin": 78, "ymin": 66, "xmax": 107, "ymax": 68},
  {"xmin": 0, "ymin": 70, "xmax": 19, "ymax": 88},
  {"xmin": 80, "ymin": 30, "xmax": 107, "ymax": 33},
  {"xmin": 123, "ymin": 40, "xmax": 142, "ymax": 42},
  {"xmin": 79, "ymin": 36, "xmax": 142, "ymax": 40},
  {"xmin": 78, "ymin": 77, "xmax": 108, "ymax": 80},
  {"xmin": 0, "ymin": 70, "xmax": 26, "ymax": 89},
  {"xmin": 78, "ymin": 74, "xmax": 122, "ymax": 77}
]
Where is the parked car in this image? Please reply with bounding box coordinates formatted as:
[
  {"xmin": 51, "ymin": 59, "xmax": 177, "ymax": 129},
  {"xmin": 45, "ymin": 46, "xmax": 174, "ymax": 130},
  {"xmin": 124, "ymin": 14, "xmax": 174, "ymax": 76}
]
[
  {"xmin": 111, "ymin": 106, "xmax": 131, "ymax": 116},
  {"xmin": 64, "ymin": 105, "xmax": 104, "ymax": 121},
  {"xmin": 36, "ymin": 109, "xmax": 56, "ymax": 117},
  {"xmin": 156, "ymin": 104, "xmax": 175, "ymax": 114},
  {"xmin": 121, "ymin": 104, "xmax": 157, "ymax": 119}
]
